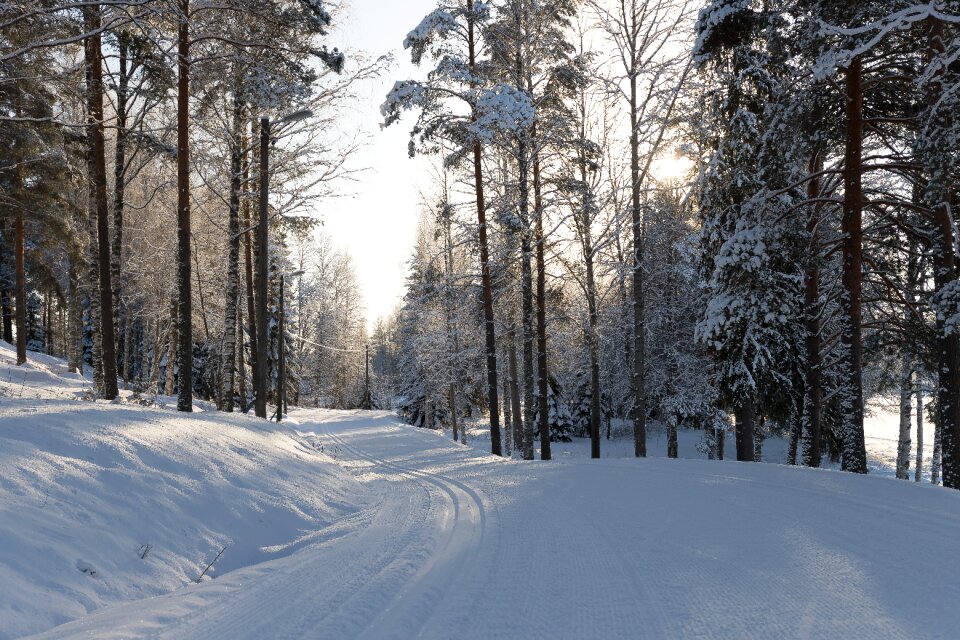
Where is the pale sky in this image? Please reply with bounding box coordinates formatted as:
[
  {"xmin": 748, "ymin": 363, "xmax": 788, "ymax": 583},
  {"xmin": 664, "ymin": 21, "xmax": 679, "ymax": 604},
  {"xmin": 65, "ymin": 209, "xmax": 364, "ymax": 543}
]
[
  {"xmin": 319, "ymin": 0, "xmax": 438, "ymax": 328},
  {"xmin": 319, "ymin": 1, "xmax": 690, "ymax": 329}
]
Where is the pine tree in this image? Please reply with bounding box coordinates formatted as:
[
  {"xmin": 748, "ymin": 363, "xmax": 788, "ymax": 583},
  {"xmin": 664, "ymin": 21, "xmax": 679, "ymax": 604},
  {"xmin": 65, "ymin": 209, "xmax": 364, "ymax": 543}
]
[{"xmin": 384, "ymin": 1, "xmax": 538, "ymax": 455}]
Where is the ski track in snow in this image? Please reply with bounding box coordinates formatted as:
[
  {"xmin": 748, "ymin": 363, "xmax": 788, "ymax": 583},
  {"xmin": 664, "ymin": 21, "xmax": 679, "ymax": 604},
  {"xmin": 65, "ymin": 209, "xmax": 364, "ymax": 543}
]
[{"xmin": 6, "ymin": 398, "xmax": 960, "ymax": 638}]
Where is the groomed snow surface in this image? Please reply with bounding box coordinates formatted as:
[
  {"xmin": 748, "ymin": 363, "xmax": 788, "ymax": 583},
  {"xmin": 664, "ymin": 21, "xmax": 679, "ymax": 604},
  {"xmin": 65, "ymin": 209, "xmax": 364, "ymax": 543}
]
[{"xmin": 2, "ymin": 342, "xmax": 959, "ymax": 639}]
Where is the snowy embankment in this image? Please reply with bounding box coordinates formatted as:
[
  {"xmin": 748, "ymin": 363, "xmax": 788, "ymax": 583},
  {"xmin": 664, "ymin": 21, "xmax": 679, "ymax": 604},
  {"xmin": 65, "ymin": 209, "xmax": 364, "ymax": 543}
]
[
  {"xmin": 3, "ymin": 343, "xmax": 960, "ymax": 639},
  {"xmin": 0, "ymin": 343, "xmax": 369, "ymax": 639}
]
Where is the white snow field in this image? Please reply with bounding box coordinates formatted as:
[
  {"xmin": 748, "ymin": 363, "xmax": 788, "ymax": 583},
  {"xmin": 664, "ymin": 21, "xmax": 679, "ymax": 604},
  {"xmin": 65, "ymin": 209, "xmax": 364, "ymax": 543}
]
[{"xmin": 2, "ymin": 343, "xmax": 960, "ymax": 639}]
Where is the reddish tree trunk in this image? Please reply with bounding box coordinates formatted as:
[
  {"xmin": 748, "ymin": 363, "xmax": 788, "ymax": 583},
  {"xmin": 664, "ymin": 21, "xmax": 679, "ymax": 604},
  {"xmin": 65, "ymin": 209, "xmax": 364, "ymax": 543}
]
[
  {"xmin": 255, "ymin": 117, "xmax": 269, "ymax": 418},
  {"xmin": 467, "ymin": 0, "xmax": 501, "ymax": 456},
  {"xmin": 85, "ymin": 5, "xmax": 118, "ymax": 399},
  {"xmin": 839, "ymin": 55, "xmax": 867, "ymax": 473},
  {"xmin": 923, "ymin": 16, "xmax": 960, "ymax": 489},
  {"xmin": 175, "ymin": 0, "xmax": 193, "ymax": 411}
]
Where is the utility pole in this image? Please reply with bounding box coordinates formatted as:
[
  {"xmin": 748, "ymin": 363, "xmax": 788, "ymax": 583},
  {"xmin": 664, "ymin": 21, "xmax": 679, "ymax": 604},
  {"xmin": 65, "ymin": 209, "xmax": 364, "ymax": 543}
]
[
  {"xmin": 255, "ymin": 116, "xmax": 270, "ymax": 419},
  {"xmin": 362, "ymin": 343, "xmax": 372, "ymax": 410},
  {"xmin": 253, "ymin": 110, "xmax": 309, "ymax": 420}
]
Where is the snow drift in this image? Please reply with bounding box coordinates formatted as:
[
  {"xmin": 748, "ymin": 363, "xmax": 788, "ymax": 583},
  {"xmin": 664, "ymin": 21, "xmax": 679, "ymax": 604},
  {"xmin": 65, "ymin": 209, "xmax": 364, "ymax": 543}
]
[{"xmin": 0, "ymin": 343, "xmax": 368, "ymax": 639}]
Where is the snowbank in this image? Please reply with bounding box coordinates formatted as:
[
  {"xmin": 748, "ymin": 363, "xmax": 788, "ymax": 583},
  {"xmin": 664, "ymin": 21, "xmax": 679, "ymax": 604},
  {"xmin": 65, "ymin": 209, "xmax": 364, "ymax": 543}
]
[{"xmin": 0, "ymin": 343, "xmax": 369, "ymax": 639}]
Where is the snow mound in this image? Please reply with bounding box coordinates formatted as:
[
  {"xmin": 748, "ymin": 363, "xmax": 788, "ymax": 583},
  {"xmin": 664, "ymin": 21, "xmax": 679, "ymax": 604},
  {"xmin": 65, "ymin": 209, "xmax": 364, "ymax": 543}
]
[{"xmin": 0, "ymin": 342, "xmax": 369, "ymax": 639}]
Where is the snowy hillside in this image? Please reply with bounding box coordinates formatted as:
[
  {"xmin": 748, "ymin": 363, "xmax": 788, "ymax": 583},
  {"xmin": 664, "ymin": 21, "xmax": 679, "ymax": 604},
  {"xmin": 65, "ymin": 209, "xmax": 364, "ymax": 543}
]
[
  {"xmin": 0, "ymin": 343, "xmax": 369, "ymax": 639},
  {"xmin": 3, "ymin": 343, "xmax": 960, "ymax": 639}
]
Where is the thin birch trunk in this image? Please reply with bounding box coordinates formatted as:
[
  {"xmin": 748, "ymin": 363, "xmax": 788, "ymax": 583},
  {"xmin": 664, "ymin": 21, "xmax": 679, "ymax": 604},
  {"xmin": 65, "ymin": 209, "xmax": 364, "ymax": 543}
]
[
  {"xmin": 112, "ymin": 30, "xmax": 129, "ymax": 364},
  {"xmin": 149, "ymin": 314, "xmax": 162, "ymax": 394},
  {"xmin": 502, "ymin": 355, "xmax": 512, "ymax": 456},
  {"xmin": 896, "ymin": 357, "xmax": 913, "ymax": 480},
  {"xmin": 237, "ymin": 294, "xmax": 248, "ymax": 413},
  {"xmin": 165, "ymin": 297, "xmax": 177, "ymax": 396},
  {"xmin": 220, "ymin": 87, "xmax": 243, "ymax": 411},
  {"xmin": 507, "ymin": 322, "xmax": 523, "ymax": 456},
  {"xmin": 915, "ymin": 387, "xmax": 924, "ymax": 483},
  {"xmin": 67, "ymin": 269, "xmax": 80, "ymax": 373},
  {"xmin": 122, "ymin": 309, "xmax": 133, "ymax": 389},
  {"xmin": 932, "ymin": 419, "xmax": 942, "ymax": 485}
]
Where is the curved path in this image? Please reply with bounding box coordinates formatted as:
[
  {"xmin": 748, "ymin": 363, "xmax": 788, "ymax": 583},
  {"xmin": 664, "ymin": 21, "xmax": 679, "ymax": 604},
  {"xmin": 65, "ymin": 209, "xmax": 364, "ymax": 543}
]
[{"xmin": 33, "ymin": 409, "xmax": 960, "ymax": 639}]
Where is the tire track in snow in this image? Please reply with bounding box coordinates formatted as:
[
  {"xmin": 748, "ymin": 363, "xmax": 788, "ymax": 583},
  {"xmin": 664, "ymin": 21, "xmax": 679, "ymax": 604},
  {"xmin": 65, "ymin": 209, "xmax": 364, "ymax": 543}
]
[
  {"xmin": 315, "ymin": 417, "xmax": 499, "ymax": 639},
  {"xmin": 29, "ymin": 415, "xmax": 471, "ymax": 640}
]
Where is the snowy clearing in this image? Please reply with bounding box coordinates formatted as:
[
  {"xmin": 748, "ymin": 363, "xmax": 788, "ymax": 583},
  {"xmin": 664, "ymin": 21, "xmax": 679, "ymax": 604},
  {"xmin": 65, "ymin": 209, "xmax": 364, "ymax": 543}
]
[{"xmin": 3, "ymin": 344, "xmax": 960, "ymax": 639}]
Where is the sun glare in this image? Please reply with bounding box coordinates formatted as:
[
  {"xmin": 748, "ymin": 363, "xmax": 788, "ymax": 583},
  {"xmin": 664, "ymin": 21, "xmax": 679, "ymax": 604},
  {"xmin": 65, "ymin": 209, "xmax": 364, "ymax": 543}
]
[{"xmin": 650, "ymin": 153, "xmax": 693, "ymax": 183}]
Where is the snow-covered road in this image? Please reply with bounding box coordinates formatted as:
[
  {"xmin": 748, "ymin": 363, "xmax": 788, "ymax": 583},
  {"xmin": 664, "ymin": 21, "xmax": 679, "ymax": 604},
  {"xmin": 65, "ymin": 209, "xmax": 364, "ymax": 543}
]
[{"xmin": 25, "ymin": 408, "xmax": 960, "ymax": 639}]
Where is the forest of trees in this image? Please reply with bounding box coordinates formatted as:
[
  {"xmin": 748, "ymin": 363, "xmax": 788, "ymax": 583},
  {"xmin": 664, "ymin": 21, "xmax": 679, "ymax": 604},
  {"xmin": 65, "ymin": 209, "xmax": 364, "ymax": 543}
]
[
  {"xmin": 382, "ymin": 0, "xmax": 960, "ymax": 490},
  {"xmin": 5, "ymin": 0, "xmax": 960, "ymax": 491},
  {"xmin": 0, "ymin": 0, "xmax": 379, "ymax": 418}
]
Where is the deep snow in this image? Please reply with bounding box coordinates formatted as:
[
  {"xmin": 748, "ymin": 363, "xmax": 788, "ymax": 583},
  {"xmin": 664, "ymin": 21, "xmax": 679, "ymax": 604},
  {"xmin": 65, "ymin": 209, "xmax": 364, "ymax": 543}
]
[{"xmin": 2, "ymin": 342, "xmax": 960, "ymax": 639}]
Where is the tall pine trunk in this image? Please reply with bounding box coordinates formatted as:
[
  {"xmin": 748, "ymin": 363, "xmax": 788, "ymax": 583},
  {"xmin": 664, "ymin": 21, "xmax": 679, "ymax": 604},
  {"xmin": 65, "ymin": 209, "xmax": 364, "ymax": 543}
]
[
  {"xmin": 575, "ymin": 125, "xmax": 601, "ymax": 460},
  {"xmin": 254, "ymin": 118, "xmax": 270, "ymax": 418},
  {"xmin": 175, "ymin": 0, "xmax": 193, "ymax": 411},
  {"xmin": 85, "ymin": 4, "xmax": 118, "ymax": 399},
  {"xmin": 839, "ymin": 53, "xmax": 867, "ymax": 473},
  {"xmin": 467, "ymin": 0, "xmax": 501, "ymax": 456},
  {"xmin": 925, "ymin": 16, "xmax": 960, "ymax": 489},
  {"xmin": 532, "ymin": 146, "xmax": 550, "ymax": 461},
  {"xmin": 802, "ymin": 154, "xmax": 823, "ymax": 467},
  {"xmin": 629, "ymin": 57, "xmax": 646, "ymax": 458},
  {"xmin": 515, "ymin": 136, "xmax": 536, "ymax": 460}
]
